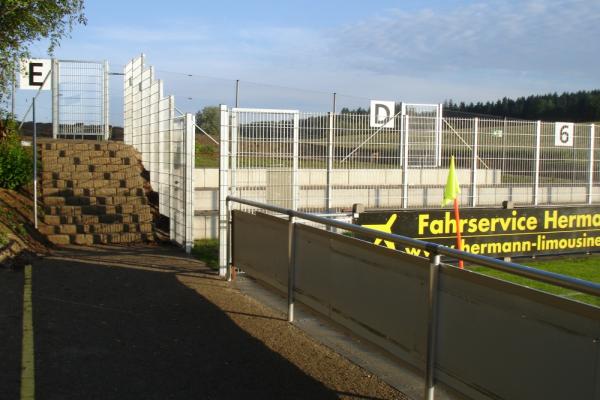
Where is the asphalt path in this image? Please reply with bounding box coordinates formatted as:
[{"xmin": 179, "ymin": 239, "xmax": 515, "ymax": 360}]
[{"xmin": 0, "ymin": 245, "xmax": 405, "ymax": 400}]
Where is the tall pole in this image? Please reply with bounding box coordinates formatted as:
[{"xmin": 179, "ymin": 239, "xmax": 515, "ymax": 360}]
[
  {"xmin": 33, "ymin": 97, "xmax": 38, "ymax": 229},
  {"xmin": 235, "ymin": 80, "xmax": 239, "ymax": 108},
  {"xmin": 332, "ymin": 92, "xmax": 336, "ymax": 114}
]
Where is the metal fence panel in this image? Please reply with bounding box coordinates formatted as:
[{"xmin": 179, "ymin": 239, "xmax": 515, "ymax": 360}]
[
  {"xmin": 53, "ymin": 60, "xmax": 109, "ymax": 139},
  {"xmin": 222, "ymin": 110, "xmax": 599, "ymax": 213},
  {"xmin": 218, "ymin": 107, "xmax": 600, "ymax": 272},
  {"xmin": 124, "ymin": 55, "xmax": 194, "ymax": 251}
]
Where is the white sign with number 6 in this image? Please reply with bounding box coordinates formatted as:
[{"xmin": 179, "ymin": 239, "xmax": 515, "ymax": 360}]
[{"xmin": 554, "ymin": 122, "xmax": 574, "ymax": 147}]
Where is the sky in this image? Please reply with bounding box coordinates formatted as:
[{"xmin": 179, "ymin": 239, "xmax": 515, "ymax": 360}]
[{"xmin": 18, "ymin": 0, "xmax": 600, "ymax": 124}]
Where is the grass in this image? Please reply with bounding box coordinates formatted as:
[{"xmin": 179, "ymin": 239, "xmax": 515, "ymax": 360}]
[
  {"xmin": 195, "ymin": 143, "xmax": 219, "ymax": 168},
  {"xmin": 468, "ymin": 255, "xmax": 600, "ymax": 307},
  {"xmin": 192, "ymin": 239, "xmax": 219, "ymax": 270}
]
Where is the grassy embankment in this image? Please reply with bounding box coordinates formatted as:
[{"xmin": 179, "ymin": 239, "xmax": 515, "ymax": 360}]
[{"xmin": 470, "ymin": 256, "xmax": 600, "ymax": 307}]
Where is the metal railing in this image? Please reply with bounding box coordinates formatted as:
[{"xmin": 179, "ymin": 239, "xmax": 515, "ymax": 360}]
[{"xmin": 225, "ymin": 195, "xmax": 600, "ymax": 400}]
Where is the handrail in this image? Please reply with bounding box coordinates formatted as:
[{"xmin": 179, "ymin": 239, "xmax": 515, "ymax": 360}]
[{"xmin": 226, "ymin": 196, "xmax": 600, "ymax": 298}]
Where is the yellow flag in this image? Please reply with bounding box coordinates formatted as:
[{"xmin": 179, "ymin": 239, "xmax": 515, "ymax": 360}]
[{"xmin": 442, "ymin": 155, "xmax": 460, "ymax": 206}]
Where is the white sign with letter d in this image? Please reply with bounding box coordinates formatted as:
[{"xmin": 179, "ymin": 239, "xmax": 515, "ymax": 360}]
[{"xmin": 370, "ymin": 100, "xmax": 395, "ymax": 128}]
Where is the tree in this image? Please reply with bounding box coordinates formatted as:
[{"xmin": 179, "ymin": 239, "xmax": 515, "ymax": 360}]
[
  {"xmin": 195, "ymin": 106, "xmax": 220, "ymax": 137},
  {"xmin": 0, "ymin": 0, "xmax": 86, "ymax": 112}
]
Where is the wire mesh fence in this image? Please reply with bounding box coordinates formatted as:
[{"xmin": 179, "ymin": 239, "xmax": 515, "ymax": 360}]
[
  {"xmin": 54, "ymin": 60, "xmax": 108, "ymax": 139},
  {"xmin": 124, "ymin": 55, "xmax": 195, "ymax": 251},
  {"xmin": 219, "ymin": 106, "xmax": 600, "ymax": 215}
]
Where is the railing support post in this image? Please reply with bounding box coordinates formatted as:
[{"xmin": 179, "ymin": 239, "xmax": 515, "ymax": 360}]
[
  {"xmin": 226, "ymin": 198, "xmax": 232, "ymax": 281},
  {"xmin": 424, "ymin": 251, "xmax": 441, "ymax": 400},
  {"xmin": 287, "ymin": 215, "xmax": 297, "ymax": 322}
]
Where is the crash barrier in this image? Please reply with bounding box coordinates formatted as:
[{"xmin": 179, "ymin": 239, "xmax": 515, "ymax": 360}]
[{"xmin": 227, "ymin": 196, "xmax": 600, "ymax": 400}]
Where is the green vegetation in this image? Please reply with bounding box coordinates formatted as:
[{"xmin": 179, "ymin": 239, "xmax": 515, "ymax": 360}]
[
  {"xmin": 469, "ymin": 256, "xmax": 600, "ymax": 307},
  {"xmin": 445, "ymin": 90, "xmax": 600, "ymax": 122},
  {"xmin": 0, "ymin": 0, "xmax": 86, "ymax": 108},
  {"xmin": 0, "ymin": 230, "xmax": 9, "ymax": 247},
  {"xmin": 0, "ymin": 120, "xmax": 32, "ymax": 189},
  {"xmin": 195, "ymin": 106, "xmax": 220, "ymax": 137},
  {"xmin": 192, "ymin": 239, "xmax": 219, "ymax": 270},
  {"xmin": 195, "ymin": 143, "xmax": 219, "ymax": 168}
]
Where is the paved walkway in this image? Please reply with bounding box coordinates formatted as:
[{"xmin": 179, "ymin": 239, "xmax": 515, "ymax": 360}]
[{"xmin": 1, "ymin": 244, "xmax": 407, "ymax": 399}]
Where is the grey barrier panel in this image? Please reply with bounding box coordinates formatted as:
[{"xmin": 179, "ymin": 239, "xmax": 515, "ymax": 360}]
[
  {"xmin": 232, "ymin": 210, "xmax": 600, "ymax": 399},
  {"xmin": 232, "ymin": 211, "xmax": 288, "ymax": 291},
  {"xmin": 293, "ymin": 223, "xmax": 430, "ymax": 370},
  {"xmin": 435, "ymin": 267, "xmax": 600, "ymax": 400}
]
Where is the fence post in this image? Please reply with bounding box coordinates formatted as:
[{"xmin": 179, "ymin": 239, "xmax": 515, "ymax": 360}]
[
  {"xmin": 292, "ymin": 112, "xmax": 300, "ymax": 211},
  {"xmin": 51, "ymin": 58, "xmax": 59, "ymax": 139},
  {"xmin": 589, "ymin": 124, "xmax": 595, "ymax": 205},
  {"xmin": 471, "ymin": 118, "xmax": 479, "ymax": 207},
  {"xmin": 230, "ymin": 111, "xmax": 238, "ymax": 198},
  {"xmin": 287, "ymin": 215, "xmax": 297, "ymax": 322},
  {"xmin": 327, "ymin": 112, "xmax": 334, "ymax": 213},
  {"xmin": 436, "ymin": 103, "xmax": 443, "ymax": 166},
  {"xmin": 534, "ymin": 121, "xmax": 541, "ymax": 206},
  {"xmin": 219, "ymin": 105, "xmax": 230, "ymax": 278},
  {"xmin": 184, "ymin": 113, "xmax": 195, "ymax": 254},
  {"xmin": 402, "ymin": 115, "xmax": 410, "ymax": 208},
  {"xmin": 103, "ymin": 60, "xmax": 110, "ymax": 140},
  {"xmin": 424, "ymin": 250, "xmax": 441, "ymax": 400}
]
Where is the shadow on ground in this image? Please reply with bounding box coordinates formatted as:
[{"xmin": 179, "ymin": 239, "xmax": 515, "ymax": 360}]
[{"xmin": 2, "ymin": 245, "xmax": 341, "ymax": 399}]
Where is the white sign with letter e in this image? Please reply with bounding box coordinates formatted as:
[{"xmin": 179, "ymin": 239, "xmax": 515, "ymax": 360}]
[
  {"xmin": 370, "ymin": 100, "xmax": 395, "ymax": 128},
  {"xmin": 19, "ymin": 59, "xmax": 52, "ymax": 90},
  {"xmin": 554, "ymin": 122, "xmax": 574, "ymax": 147}
]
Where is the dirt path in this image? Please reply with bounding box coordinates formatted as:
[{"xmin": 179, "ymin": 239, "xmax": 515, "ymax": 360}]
[{"xmin": 2, "ymin": 244, "xmax": 407, "ymax": 399}]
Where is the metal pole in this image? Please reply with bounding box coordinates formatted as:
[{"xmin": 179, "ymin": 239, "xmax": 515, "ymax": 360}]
[
  {"xmin": 502, "ymin": 117, "xmax": 507, "ymax": 182},
  {"xmin": 589, "ymin": 124, "xmax": 595, "ymax": 205},
  {"xmin": 51, "ymin": 59, "xmax": 59, "ymax": 139},
  {"xmin": 226, "ymin": 198, "xmax": 232, "ymax": 281},
  {"xmin": 424, "ymin": 252, "xmax": 441, "ymax": 400},
  {"xmin": 104, "ymin": 60, "xmax": 110, "ymax": 140},
  {"xmin": 292, "ymin": 112, "xmax": 300, "ymax": 211},
  {"xmin": 534, "ymin": 121, "xmax": 541, "ymax": 205},
  {"xmin": 33, "ymin": 98, "xmax": 38, "ymax": 229},
  {"xmin": 471, "ymin": 118, "xmax": 479, "ymax": 207},
  {"xmin": 326, "ymin": 112, "xmax": 334, "ymax": 213},
  {"xmin": 218, "ymin": 105, "xmax": 230, "ymax": 277},
  {"xmin": 235, "ymin": 80, "xmax": 239, "ymax": 108},
  {"xmin": 287, "ymin": 215, "xmax": 297, "ymax": 322},
  {"xmin": 402, "ymin": 115, "xmax": 410, "ymax": 208},
  {"xmin": 332, "ymin": 92, "xmax": 336, "ymax": 114}
]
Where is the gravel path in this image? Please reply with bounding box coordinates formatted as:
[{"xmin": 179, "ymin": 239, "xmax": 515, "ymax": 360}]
[{"xmin": 1, "ymin": 244, "xmax": 407, "ymax": 399}]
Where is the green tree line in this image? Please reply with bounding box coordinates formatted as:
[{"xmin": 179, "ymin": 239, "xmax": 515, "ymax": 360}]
[{"xmin": 444, "ymin": 90, "xmax": 600, "ymax": 122}]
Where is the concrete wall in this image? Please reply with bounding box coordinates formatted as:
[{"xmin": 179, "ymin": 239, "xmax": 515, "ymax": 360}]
[
  {"xmin": 194, "ymin": 168, "xmax": 593, "ymax": 239},
  {"xmin": 232, "ymin": 211, "xmax": 600, "ymax": 400}
]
